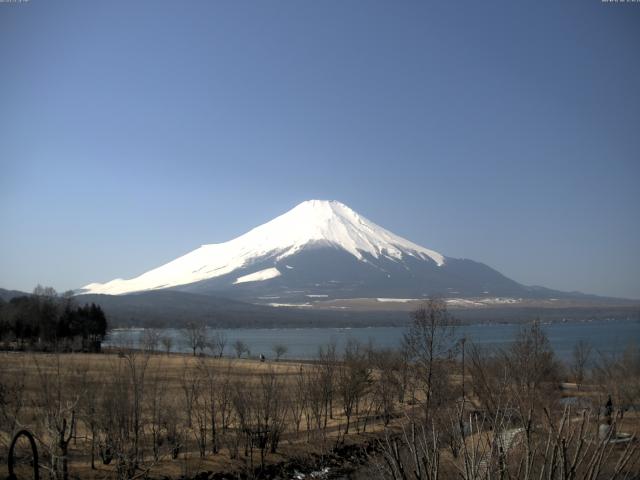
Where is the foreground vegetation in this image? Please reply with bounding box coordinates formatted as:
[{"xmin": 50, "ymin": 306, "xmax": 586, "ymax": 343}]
[
  {"xmin": 377, "ymin": 301, "xmax": 639, "ymax": 480},
  {"xmin": 0, "ymin": 299, "xmax": 638, "ymax": 480}
]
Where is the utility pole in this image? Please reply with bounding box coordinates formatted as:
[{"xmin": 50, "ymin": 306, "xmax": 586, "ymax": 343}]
[{"xmin": 460, "ymin": 336, "xmax": 466, "ymax": 402}]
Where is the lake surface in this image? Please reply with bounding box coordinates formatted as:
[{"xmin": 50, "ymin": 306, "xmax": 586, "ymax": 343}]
[{"xmin": 105, "ymin": 319, "xmax": 639, "ymax": 363}]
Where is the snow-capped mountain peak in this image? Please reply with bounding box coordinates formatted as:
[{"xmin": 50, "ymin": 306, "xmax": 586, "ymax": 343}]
[
  {"xmin": 233, "ymin": 199, "xmax": 444, "ymax": 264},
  {"xmin": 81, "ymin": 200, "xmax": 445, "ymax": 295}
]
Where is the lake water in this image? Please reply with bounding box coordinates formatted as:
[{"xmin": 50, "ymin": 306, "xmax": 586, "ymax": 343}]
[{"xmin": 104, "ymin": 319, "xmax": 640, "ymax": 363}]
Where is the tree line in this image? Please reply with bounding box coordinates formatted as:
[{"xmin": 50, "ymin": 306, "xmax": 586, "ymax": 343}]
[{"xmin": 0, "ymin": 285, "xmax": 107, "ymax": 352}]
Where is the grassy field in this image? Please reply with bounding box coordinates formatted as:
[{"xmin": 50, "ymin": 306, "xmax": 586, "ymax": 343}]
[
  {"xmin": 0, "ymin": 350, "xmax": 401, "ymax": 479},
  {"xmin": 1, "ymin": 340, "xmax": 638, "ymax": 480}
]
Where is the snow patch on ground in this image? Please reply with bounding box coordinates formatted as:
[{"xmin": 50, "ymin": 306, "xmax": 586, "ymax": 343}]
[
  {"xmin": 376, "ymin": 298, "xmax": 420, "ymax": 303},
  {"xmin": 267, "ymin": 302, "xmax": 313, "ymax": 308},
  {"xmin": 481, "ymin": 297, "xmax": 521, "ymax": 304},
  {"xmin": 446, "ymin": 297, "xmax": 522, "ymax": 307},
  {"xmin": 446, "ymin": 298, "xmax": 485, "ymax": 307}
]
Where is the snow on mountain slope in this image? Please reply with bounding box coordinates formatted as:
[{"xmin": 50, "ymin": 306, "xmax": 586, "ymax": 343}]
[
  {"xmin": 81, "ymin": 200, "xmax": 445, "ymax": 295},
  {"xmin": 233, "ymin": 267, "xmax": 282, "ymax": 285}
]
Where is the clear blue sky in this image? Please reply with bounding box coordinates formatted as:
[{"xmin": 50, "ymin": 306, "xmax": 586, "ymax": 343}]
[{"xmin": 1, "ymin": 1, "xmax": 639, "ymax": 298}]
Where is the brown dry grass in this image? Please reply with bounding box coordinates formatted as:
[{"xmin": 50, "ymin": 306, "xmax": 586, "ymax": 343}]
[
  {"xmin": 0, "ymin": 351, "xmax": 393, "ymax": 479},
  {"xmin": 2, "ymin": 351, "xmax": 638, "ymax": 480}
]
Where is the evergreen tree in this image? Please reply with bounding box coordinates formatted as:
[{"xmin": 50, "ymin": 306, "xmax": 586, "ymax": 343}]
[{"xmin": 1, "ymin": 288, "xmax": 108, "ymax": 351}]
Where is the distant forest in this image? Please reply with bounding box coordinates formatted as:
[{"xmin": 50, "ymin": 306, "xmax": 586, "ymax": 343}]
[{"xmin": 0, "ymin": 285, "xmax": 107, "ymax": 351}]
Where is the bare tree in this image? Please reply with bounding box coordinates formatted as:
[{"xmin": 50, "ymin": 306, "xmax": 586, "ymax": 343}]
[
  {"xmin": 0, "ymin": 364, "xmax": 26, "ymax": 441},
  {"xmin": 379, "ymin": 327, "xmax": 639, "ymax": 480},
  {"xmin": 593, "ymin": 342, "xmax": 640, "ymax": 416},
  {"xmin": 141, "ymin": 328, "xmax": 160, "ymax": 353},
  {"xmin": 272, "ymin": 343, "xmax": 288, "ymax": 361},
  {"xmin": 337, "ymin": 339, "xmax": 371, "ymax": 435},
  {"xmin": 182, "ymin": 322, "xmax": 207, "ymax": 356},
  {"xmin": 196, "ymin": 357, "xmax": 221, "ymax": 455},
  {"xmin": 77, "ymin": 368, "xmax": 105, "ymax": 470},
  {"xmin": 180, "ymin": 360, "xmax": 201, "ymax": 428},
  {"xmin": 230, "ymin": 379, "xmax": 252, "ymax": 461},
  {"xmin": 33, "ymin": 354, "xmax": 87, "ymax": 480},
  {"xmin": 317, "ymin": 341, "xmax": 338, "ymax": 426},
  {"xmin": 213, "ymin": 331, "xmax": 228, "ymax": 358},
  {"xmin": 217, "ymin": 361, "xmax": 234, "ymax": 435},
  {"xmin": 571, "ymin": 340, "xmax": 592, "ymax": 390},
  {"xmin": 306, "ymin": 367, "xmax": 326, "ymax": 440},
  {"xmin": 160, "ymin": 335, "xmax": 173, "ymax": 355},
  {"xmin": 232, "ymin": 368, "xmax": 288, "ymax": 469},
  {"xmin": 468, "ymin": 343, "xmax": 509, "ymax": 419},
  {"xmin": 192, "ymin": 367, "xmax": 208, "ymax": 458},
  {"xmin": 370, "ymin": 348, "xmax": 401, "ymax": 426},
  {"xmin": 233, "ymin": 339, "xmax": 249, "ymax": 358},
  {"xmin": 89, "ymin": 344, "xmax": 155, "ymax": 479},
  {"xmin": 118, "ymin": 348, "xmax": 151, "ymax": 478},
  {"xmin": 380, "ymin": 421, "xmax": 441, "ymax": 480},
  {"xmin": 289, "ymin": 366, "xmax": 308, "ymax": 436},
  {"xmin": 403, "ymin": 298, "xmax": 457, "ymax": 422},
  {"xmin": 507, "ymin": 320, "xmax": 561, "ymax": 419},
  {"xmin": 164, "ymin": 396, "xmax": 184, "ymax": 460},
  {"xmin": 145, "ymin": 359, "xmax": 169, "ymax": 462}
]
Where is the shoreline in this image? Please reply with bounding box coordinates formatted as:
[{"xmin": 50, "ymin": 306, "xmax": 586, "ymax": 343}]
[{"xmin": 107, "ymin": 316, "xmax": 640, "ymax": 332}]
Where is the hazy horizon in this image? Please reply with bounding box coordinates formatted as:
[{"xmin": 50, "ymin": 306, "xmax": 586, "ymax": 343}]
[{"xmin": 1, "ymin": 1, "xmax": 639, "ymax": 298}]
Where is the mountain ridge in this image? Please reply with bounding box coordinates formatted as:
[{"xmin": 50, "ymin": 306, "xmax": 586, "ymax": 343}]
[
  {"xmin": 80, "ymin": 200, "xmax": 445, "ymax": 296},
  {"xmin": 78, "ymin": 200, "xmax": 617, "ymax": 304}
]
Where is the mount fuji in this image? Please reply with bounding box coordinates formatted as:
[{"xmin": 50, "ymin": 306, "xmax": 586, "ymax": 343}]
[{"xmin": 80, "ymin": 200, "xmax": 575, "ymax": 304}]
